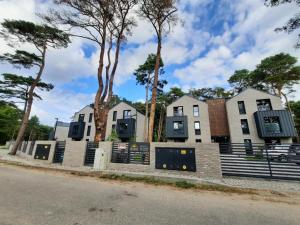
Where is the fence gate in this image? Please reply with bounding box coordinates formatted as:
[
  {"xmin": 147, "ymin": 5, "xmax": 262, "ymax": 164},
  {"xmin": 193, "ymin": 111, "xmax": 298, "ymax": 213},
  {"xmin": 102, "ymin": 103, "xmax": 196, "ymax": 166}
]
[
  {"xmin": 22, "ymin": 141, "xmax": 28, "ymax": 153},
  {"xmin": 111, "ymin": 142, "xmax": 150, "ymax": 165},
  {"xmin": 53, "ymin": 141, "xmax": 66, "ymax": 164},
  {"xmin": 220, "ymin": 143, "xmax": 300, "ymax": 181},
  {"xmin": 84, "ymin": 142, "xmax": 99, "ymax": 166},
  {"xmin": 28, "ymin": 141, "xmax": 35, "ymax": 155},
  {"xmin": 34, "ymin": 144, "xmax": 51, "ymax": 160}
]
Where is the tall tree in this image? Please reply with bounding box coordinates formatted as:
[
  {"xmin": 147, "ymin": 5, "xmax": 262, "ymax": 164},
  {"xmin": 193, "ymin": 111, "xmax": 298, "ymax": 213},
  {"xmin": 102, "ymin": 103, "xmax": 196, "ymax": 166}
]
[
  {"xmin": 47, "ymin": 0, "xmax": 137, "ymax": 141},
  {"xmin": 252, "ymin": 53, "xmax": 300, "ymax": 111},
  {"xmin": 189, "ymin": 87, "xmax": 233, "ymax": 100},
  {"xmin": 0, "ymin": 103, "xmax": 22, "ymax": 145},
  {"xmin": 265, "ymin": 0, "xmax": 300, "ymax": 47},
  {"xmin": 0, "ymin": 20, "xmax": 69, "ymax": 155},
  {"xmin": 139, "ymin": 0, "xmax": 178, "ymax": 142},
  {"xmin": 0, "ymin": 73, "xmax": 54, "ymax": 115},
  {"xmin": 134, "ymin": 53, "xmax": 167, "ymax": 141}
]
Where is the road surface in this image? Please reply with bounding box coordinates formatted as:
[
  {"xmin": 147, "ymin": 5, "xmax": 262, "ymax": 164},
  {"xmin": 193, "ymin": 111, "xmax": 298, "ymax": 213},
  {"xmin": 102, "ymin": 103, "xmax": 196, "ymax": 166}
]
[{"xmin": 0, "ymin": 164, "xmax": 299, "ymax": 225}]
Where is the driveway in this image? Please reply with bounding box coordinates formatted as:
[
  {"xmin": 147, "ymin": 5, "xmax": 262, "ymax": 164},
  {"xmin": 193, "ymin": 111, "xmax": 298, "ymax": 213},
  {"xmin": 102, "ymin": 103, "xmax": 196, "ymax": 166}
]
[{"xmin": 0, "ymin": 164, "xmax": 299, "ymax": 225}]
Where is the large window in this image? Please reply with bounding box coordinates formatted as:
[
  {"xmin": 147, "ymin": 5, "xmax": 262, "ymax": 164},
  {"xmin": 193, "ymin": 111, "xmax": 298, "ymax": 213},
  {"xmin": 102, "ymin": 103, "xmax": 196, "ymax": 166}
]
[
  {"xmin": 173, "ymin": 121, "xmax": 184, "ymax": 130},
  {"xmin": 123, "ymin": 110, "xmax": 131, "ymax": 119},
  {"xmin": 88, "ymin": 113, "xmax": 93, "ymax": 123},
  {"xmin": 113, "ymin": 111, "xmax": 117, "ymax": 121},
  {"xmin": 194, "ymin": 121, "xmax": 201, "ymax": 135},
  {"xmin": 264, "ymin": 116, "xmax": 281, "ymax": 134},
  {"xmin": 78, "ymin": 114, "xmax": 85, "ymax": 122},
  {"xmin": 257, "ymin": 99, "xmax": 272, "ymax": 111},
  {"xmin": 238, "ymin": 101, "xmax": 246, "ymax": 114},
  {"xmin": 193, "ymin": 105, "xmax": 199, "ymax": 117},
  {"xmin": 86, "ymin": 126, "xmax": 91, "ymax": 136},
  {"xmin": 241, "ymin": 119, "xmax": 250, "ymax": 134},
  {"xmin": 173, "ymin": 106, "xmax": 184, "ymax": 116}
]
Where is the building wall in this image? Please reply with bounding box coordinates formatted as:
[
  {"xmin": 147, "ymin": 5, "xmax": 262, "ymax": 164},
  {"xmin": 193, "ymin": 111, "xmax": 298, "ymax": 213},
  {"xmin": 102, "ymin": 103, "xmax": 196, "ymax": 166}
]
[
  {"xmin": 63, "ymin": 140, "xmax": 87, "ymax": 167},
  {"xmin": 166, "ymin": 95, "xmax": 211, "ymax": 143},
  {"xmin": 226, "ymin": 88, "xmax": 292, "ymax": 143},
  {"xmin": 105, "ymin": 102, "xmax": 146, "ymax": 142},
  {"xmin": 55, "ymin": 125, "xmax": 69, "ymax": 141},
  {"xmin": 72, "ymin": 105, "xmax": 95, "ymax": 141}
]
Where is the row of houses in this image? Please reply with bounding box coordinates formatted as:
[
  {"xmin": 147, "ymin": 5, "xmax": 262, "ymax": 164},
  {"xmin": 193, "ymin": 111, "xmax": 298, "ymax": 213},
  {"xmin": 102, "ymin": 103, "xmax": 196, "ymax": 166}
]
[{"xmin": 54, "ymin": 88, "xmax": 298, "ymax": 145}]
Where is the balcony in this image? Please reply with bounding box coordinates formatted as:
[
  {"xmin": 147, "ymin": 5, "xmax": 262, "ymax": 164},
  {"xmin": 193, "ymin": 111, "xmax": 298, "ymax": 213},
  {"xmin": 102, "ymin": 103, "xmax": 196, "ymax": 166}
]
[
  {"xmin": 68, "ymin": 122, "xmax": 85, "ymax": 140},
  {"xmin": 165, "ymin": 116, "xmax": 189, "ymax": 139},
  {"xmin": 254, "ymin": 110, "xmax": 297, "ymax": 138},
  {"xmin": 116, "ymin": 118, "xmax": 136, "ymax": 139}
]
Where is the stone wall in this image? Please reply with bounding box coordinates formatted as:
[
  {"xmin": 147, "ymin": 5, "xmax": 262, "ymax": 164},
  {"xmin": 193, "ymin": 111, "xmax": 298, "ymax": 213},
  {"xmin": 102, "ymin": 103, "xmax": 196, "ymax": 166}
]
[
  {"xmin": 104, "ymin": 142, "xmax": 222, "ymax": 180},
  {"xmin": 62, "ymin": 140, "xmax": 87, "ymax": 167}
]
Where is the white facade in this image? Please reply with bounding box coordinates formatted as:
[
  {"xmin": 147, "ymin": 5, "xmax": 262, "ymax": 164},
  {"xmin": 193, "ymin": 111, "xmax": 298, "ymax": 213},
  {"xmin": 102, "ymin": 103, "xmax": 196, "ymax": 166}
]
[{"xmin": 226, "ymin": 88, "xmax": 293, "ymax": 144}]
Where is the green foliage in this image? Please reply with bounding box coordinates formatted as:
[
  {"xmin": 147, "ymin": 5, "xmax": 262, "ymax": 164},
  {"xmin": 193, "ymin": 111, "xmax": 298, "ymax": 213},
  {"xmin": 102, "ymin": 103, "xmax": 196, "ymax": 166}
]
[
  {"xmin": 106, "ymin": 129, "xmax": 120, "ymax": 142},
  {"xmin": 134, "ymin": 54, "xmax": 167, "ymax": 94},
  {"xmin": 0, "ymin": 51, "xmax": 42, "ymax": 69},
  {"xmin": 290, "ymin": 101, "xmax": 300, "ymax": 137},
  {"xmin": 0, "ymin": 103, "xmax": 22, "ymax": 144},
  {"xmin": 0, "ymin": 73, "xmax": 54, "ymax": 105},
  {"xmin": 24, "ymin": 115, "xmax": 53, "ymax": 141},
  {"xmin": 175, "ymin": 181, "xmax": 196, "ymax": 189},
  {"xmin": 189, "ymin": 87, "xmax": 233, "ymax": 100},
  {"xmin": 265, "ymin": 0, "xmax": 300, "ymax": 47}
]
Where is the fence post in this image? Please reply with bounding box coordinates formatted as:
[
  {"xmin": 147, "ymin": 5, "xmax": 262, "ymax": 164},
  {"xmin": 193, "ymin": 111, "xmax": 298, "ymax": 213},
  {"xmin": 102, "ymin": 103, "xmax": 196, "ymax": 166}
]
[{"xmin": 265, "ymin": 145, "xmax": 273, "ymax": 178}]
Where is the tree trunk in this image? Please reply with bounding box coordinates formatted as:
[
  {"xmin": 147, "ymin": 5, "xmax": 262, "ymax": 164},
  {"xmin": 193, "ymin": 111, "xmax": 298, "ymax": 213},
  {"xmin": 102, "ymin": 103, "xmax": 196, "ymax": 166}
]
[
  {"xmin": 157, "ymin": 107, "xmax": 164, "ymax": 142},
  {"xmin": 143, "ymin": 74, "xmax": 150, "ymax": 142},
  {"xmin": 94, "ymin": 28, "xmax": 107, "ymax": 142},
  {"xmin": 281, "ymin": 91, "xmax": 292, "ymax": 113},
  {"xmin": 148, "ymin": 34, "xmax": 162, "ymax": 142},
  {"xmin": 10, "ymin": 46, "xmax": 47, "ymax": 155}
]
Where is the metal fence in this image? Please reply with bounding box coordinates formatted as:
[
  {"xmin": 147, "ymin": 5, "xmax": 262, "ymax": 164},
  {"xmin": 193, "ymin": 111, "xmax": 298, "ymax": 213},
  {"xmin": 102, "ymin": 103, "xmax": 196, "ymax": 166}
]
[
  {"xmin": 28, "ymin": 141, "xmax": 35, "ymax": 155},
  {"xmin": 220, "ymin": 143, "xmax": 300, "ymax": 181},
  {"xmin": 111, "ymin": 142, "xmax": 150, "ymax": 165},
  {"xmin": 84, "ymin": 142, "xmax": 99, "ymax": 166},
  {"xmin": 53, "ymin": 141, "xmax": 66, "ymax": 164}
]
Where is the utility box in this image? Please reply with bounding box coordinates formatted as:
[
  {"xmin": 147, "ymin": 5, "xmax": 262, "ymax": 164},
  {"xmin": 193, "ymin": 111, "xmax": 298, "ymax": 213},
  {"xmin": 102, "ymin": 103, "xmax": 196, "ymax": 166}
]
[
  {"xmin": 94, "ymin": 148, "xmax": 108, "ymax": 171},
  {"xmin": 155, "ymin": 147, "xmax": 196, "ymax": 172}
]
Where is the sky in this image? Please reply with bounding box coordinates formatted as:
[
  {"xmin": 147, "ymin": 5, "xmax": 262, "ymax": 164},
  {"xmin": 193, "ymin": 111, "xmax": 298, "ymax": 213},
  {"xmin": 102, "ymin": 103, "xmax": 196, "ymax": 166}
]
[{"xmin": 0, "ymin": 0, "xmax": 300, "ymax": 126}]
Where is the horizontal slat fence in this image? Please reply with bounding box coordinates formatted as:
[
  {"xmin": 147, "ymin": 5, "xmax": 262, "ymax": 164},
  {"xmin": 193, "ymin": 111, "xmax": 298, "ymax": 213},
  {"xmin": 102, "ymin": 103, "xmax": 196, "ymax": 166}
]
[{"xmin": 220, "ymin": 143, "xmax": 300, "ymax": 181}]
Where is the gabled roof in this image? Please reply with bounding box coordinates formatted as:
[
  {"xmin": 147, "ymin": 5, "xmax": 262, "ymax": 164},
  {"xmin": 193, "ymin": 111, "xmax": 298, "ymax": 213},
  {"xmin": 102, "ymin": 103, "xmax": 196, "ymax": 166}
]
[
  {"xmin": 226, "ymin": 87, "xmax": 280, "ymax": 102},
  {"xmin": 110, "ymin": 101, "xmax": 145, "ymax": 116},
  {"xmin": 167, "ymin": 94, "xmax": 207, "ymax": 107}
]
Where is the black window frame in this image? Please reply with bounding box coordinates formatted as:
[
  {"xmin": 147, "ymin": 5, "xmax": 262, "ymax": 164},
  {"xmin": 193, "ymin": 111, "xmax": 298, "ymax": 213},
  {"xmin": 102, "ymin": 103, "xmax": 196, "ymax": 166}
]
[
  {"xmin": 173, "ymin": 106, "xmax": 184, "ymax": 117},
  {"xmin": 193, "ymin": 105, "xmax": 199, "ymax": 117},
  {"xmin": 113, "ymin": 111, "xmax": 117, "ymax": 121},
  {"xmin": 194, "ymin": 121, "xmax": 201, "ymax": 135},
  {"xmin": 238, "ymin": 101, "xmax": 246, "ymax": 114},
  {"xmin": 196, "ymin": 139, "xmax": 202, "ymax": 143},
  {"xmin": 173, "ymin": 121, "xmax": 184, "ymax": 130},
  {"xmin": 241, "ymin": 119, "xmax": 250, "ymax": 134},
  {"xmin": 256, "ymin": 99, "xmax": 273, "ymax": 111},
  {"xmin": 263, "ymin": 116, "xmax": 282, "ymax": 134},
  {"xmin": 78, "ymin": 114, "xmax": 85, "ymax": 122},
  {"xmin": 88, "ymin": 113, "xmax": 93, "ymax": 123},
  {"xmin": 86, "ymin": 125, "xmax": 91, "ymax": 136},
  {"xmin": 112, "ymin": 124, "xmax": 116, "ymax": 131},
  {"xmin": 123, "ymin": 110, "xmax": 131, "ymax": 119}
]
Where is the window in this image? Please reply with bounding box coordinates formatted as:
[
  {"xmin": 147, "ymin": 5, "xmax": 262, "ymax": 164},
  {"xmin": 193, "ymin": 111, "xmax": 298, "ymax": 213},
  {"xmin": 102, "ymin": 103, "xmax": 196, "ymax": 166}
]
[
  {"xmin": 78, "ymin": 114, "xmax": 85, "ymax": 122},
  {"xmin": 72, "ymin": 125, "xmax": 79, "ymax": 135},
  {"xmin": 238, "ymin": 101, "xmax": 246, "ymax": 114},
  {"xmin": 112, "ymin": 124, "xmax": 116, "ymax": 131},
  {"xmin": 88, "ymin": 113, "xmax": 93, "ymax": 123},
  {"xmin": 196, "ymin": 139, "xmax": 202, "ymax": 143},
  {"xmin": 264, "ymin": 116, "xmax": 281, "ymax": 134},
  {"xmin": 87, "ymin": 126, "xmax": 91, "ymax": 136},
  {"xmin": 241, "ymin": 119, "xmax": 250, "ymax": 134},
  {"xmin": 257, "ymin": 99, "xmax": 272, "ymax": 111},
  {"xmin": 123, "ymin": 110, "xmax": 131, "ymax": 119},
  {"xmin": 113, "ymin": 111, "xmax": 117, "ymax": 121},
  {"xmin": 173, "ymin": 106, "xmax": 183, "ymax": 116},
  {"xmin": 193, "ymin": 105, "xmax": 199, "ymax": 117},
  {"xmin": 194, "ymin": 121, "xmax": 201, "ymax": 135},
  {"xmin": 173, "ymin": 121, "xmax": 183, "ymax": 130},
  {"xmin": 119, "ymin": 122, "xmax": 129, "ymax": 134}
]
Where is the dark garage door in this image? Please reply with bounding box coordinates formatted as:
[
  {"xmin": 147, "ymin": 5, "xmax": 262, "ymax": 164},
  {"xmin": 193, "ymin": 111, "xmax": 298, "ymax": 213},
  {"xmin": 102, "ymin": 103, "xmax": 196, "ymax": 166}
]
[
  {"xmin": 155, "ymin": 147, "xmax": 196, "ymax": 172},
  {"xmin": 34, "ymin": 144, "xmax": 51, "ymax": 160}
]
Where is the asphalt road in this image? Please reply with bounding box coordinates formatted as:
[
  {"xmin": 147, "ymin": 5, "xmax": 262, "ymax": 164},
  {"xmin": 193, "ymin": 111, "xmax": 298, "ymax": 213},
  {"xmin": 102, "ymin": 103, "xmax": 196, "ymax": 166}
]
[{"xmin": 0, "ymin": 164, "xmax": 299, "ymax": 225}]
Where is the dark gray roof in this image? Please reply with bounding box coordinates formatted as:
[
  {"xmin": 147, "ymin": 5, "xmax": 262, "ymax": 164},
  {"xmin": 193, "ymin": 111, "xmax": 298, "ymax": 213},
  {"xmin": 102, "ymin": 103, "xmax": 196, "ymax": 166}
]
[{"xmin": 57, "ymin": 121, "xmax": 70, "ymax": 127}]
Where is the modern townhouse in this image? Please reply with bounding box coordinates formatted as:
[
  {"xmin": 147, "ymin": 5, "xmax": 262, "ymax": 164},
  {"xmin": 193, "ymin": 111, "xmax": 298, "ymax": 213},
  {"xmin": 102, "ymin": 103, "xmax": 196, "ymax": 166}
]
[
  {"xmin": 68, "ymin": 102, "xmax": 146, "ymax": 142},
  {"xmin": 226, "ymin": 88, "xmax": 297, "ymax": 145},
  {"xmin": 165, "ymin": 95, "xmax": 212, "ymax": 143},
  {"xmin": 53, "ymin": 121, "xmax": 70, "ymax": 141}
]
